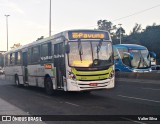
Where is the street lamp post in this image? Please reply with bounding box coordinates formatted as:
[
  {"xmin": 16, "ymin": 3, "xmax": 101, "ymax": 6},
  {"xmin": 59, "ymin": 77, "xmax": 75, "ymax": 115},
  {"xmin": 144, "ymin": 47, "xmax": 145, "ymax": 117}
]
[
  {"xmin": 5, "ymin": 15, "xmax": 10, "ymax": 51},
  {"xmin": 49, "ymin": 0, "xmax": 51, "ymax": 37},
  {"xmin": 118, "ymin": 24, "xmax": 122, "ymax": 44}
]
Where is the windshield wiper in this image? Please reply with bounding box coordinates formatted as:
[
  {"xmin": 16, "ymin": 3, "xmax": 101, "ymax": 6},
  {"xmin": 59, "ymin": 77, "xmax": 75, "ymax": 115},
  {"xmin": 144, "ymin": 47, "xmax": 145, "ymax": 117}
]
[
  {"xmin": 137, "ymin": 57, "xmax": 142, "ymax": 69},
  {"xmin": 142, "ymin": 57, "xmax": 150, "ymax": 67},
  {"xmin": 78, "ymin": 39, "xmax": 83, "ymax": 61},
  {"xmin": 96, "ymin": 39, "xmax": 103, "ymax": 59},
  {"xmin": 137, "ymin": 52, "xmax": 150, "ymax": 68}
]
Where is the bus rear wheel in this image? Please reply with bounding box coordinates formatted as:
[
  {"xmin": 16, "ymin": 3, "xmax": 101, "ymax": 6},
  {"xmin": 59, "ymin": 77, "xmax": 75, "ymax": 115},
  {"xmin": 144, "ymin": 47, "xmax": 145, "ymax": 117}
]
[{"xmin": 44, "ymin": 78, "xmax": 53, "ymax": 95}]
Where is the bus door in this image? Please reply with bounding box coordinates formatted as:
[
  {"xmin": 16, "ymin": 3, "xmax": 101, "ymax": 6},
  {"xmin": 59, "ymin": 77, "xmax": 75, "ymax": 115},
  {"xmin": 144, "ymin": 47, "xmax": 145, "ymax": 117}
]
[
  {"xmin": 22, "ymin": 51, "xmax": 28, "ymax": 83},
  {"xmin": 54, "ymin": 42, "xmax": 65, "ymax": 89}
]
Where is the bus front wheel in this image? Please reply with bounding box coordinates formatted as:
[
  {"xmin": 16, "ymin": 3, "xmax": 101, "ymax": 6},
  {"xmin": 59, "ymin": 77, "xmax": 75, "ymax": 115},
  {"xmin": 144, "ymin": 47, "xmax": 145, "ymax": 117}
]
[{"xmin": 44, "ymin": 78, "xmax": 53, "ymax": 95}]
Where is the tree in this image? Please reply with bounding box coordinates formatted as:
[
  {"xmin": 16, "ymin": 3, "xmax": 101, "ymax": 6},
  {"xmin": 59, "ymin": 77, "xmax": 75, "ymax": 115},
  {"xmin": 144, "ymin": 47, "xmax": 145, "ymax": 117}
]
[
  {"xmin": 10, "ymin": 43, "xmax": 22, "ymax": 49},
  {"xmin": 130, "ymin": 23, "xmax": 142, "ymax": 35},
  {"xmin": 125, "ymin": 23, "xmax": 160, "ymax": 64},
  {"xmin": 116, "ymin": 27, "xmax": 125, "ymax": 38},
  {"xmin": 97, "ymin": 20, "xmax": 112, "ymax": 32},
  {"xmin": 36, "ymin": 36, "xmax": 44, "ymax": 41}
]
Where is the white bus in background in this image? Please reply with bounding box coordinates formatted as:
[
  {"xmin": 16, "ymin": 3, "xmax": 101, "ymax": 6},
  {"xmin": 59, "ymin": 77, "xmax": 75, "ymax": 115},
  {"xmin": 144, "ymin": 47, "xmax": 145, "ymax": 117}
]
[{"xmin": 4, "ymin": 30, "xmax": 115, "ymax": 95}]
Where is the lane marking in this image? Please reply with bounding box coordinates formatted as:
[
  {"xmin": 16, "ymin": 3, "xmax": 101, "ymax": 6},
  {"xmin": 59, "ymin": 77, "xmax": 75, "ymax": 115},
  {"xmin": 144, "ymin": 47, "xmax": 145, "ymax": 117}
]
[
  {"xmin": 118, "ymin": 95, "xmax": 160, "ymax": 103},
  {"xmin": 121, "ymin": 117, "xmax": 147, "ymax": 124},
  {"xmin": 65, "ymin": 102, "xmax": 79, "ymax": 107},
  {"xmin": 142, "ymin": 88, "xmax": 160, "ymax": 91}
]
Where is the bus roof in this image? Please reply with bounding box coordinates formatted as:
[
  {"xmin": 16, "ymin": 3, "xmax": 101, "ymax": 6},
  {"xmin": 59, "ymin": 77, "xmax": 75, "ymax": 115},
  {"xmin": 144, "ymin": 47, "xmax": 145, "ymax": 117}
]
[
  {"xmin": 113, "ymin": 44, "xmax": 147, "ymax": 50},
  {"xmin": 5, "ymin": 29, "xmax": 110, "ymax": 54}
]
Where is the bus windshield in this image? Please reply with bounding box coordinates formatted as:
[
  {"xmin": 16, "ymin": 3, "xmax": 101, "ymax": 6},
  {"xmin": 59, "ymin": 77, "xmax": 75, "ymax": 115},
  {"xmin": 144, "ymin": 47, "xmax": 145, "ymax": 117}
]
[
  {"xmin": 68, "ymin": 41, "xmax": 113, "ymax": 67},
  {"xmin": 130, "ymin": 49, "xmax": 151, "ymax": 69}
]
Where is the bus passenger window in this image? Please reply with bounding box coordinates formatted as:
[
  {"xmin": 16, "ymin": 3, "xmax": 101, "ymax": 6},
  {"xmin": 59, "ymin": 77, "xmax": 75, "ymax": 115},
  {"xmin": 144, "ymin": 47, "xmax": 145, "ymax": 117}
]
[
  {"xmin": 10, "ymin": 53, "xmax": 15, "ymax": 65},
  {"xmin": 15, "ymin": 52, "xmax": 21, "ymax": 65},
  {"xmin": 32, "ymin": 46, "xmax": 40, "ymax": 63},
  {"xmin": 117, "ymin": 48, "xmax": 131, "ymax": 66},
  {"xmin": 41, "ymin": 43, "xmax": 52, "ymax": 62},
  {"xmin": 122, "ymin": 54, "xmax": 131, "ymax": 67},
  {"xmin": 28, "ymin": 48, "xmax": 32, "ymax": 64}
]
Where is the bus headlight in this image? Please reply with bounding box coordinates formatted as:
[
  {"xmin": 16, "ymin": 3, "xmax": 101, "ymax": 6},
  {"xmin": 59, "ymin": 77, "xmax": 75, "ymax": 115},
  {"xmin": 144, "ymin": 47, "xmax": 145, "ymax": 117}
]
[
  {"xmin": 109, "ymin": 70, "xmax": 114, "ymax": 79},
  {"xmin": 68, "ymin": 72, "xmax": 76, "ymax": 81}
]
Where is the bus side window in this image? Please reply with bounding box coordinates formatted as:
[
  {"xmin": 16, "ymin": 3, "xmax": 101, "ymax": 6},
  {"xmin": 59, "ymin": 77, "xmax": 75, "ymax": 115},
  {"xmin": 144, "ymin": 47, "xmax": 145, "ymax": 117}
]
[
  {"xmin": 41, "ymin": 42, "xmax": 51, "ymax": 62},
  {"xmin": 122, "ymin": 54, "xmax": 131, "ymax": 67},
  {"xmin": 28, "ymin": 48, "xmax": 32, "ymax": 64},
  {"xmin": 32, "ymin": 46, "xmax": 40, "ymax": 63},
  {"xmin": 117, "ymin": 48, "xmax": 130, "ymax": 66},
  {"xmin": 10, "ymin": 53, "xmax": 15, "ymax": 65},
  {"xmin": 5, "ymin": 54, "xmax": 8, "ymax": 66},
  {"xmin": 15, "ymin": 51, "xmax": 21, "ymax": 65}
]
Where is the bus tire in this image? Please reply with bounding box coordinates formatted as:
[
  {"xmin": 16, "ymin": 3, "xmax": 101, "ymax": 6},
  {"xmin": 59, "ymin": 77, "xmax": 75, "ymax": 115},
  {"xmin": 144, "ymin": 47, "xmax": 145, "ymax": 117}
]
[
  {"xmin": 44, "ymin": 78, "xmax": 53, "ymax": 95},
  {"xmin": 15, "ymin": 75, "xmax": 20, "ymax": 87}
]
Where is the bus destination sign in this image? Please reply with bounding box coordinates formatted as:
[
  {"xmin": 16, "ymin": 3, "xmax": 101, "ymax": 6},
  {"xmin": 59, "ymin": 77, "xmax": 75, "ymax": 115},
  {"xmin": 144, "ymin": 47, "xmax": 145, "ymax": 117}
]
[{"xmin": 68, "ymin": 31, "xmax": 109, "ymax": 40}]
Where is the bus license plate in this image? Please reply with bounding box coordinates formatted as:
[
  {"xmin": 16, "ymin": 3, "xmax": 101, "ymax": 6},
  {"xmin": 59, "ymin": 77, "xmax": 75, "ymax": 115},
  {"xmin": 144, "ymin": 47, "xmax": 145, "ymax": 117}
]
[{"xmin": 89, "ymin": 83, "xmax": 97, "ymax": 87}]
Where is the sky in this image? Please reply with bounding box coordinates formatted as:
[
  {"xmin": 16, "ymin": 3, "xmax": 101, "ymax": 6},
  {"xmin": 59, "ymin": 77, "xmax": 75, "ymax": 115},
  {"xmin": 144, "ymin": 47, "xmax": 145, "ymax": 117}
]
[{"xmin": 0, "ymin": 0, "xmax": 160, "ymax": 51}]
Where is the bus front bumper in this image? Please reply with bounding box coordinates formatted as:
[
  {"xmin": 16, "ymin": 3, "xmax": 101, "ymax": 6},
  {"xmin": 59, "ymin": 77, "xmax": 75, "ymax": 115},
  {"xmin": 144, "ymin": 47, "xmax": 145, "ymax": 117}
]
[{"xmin": 66, "ymin": 78, "xmax": 115, "ymax": 91}]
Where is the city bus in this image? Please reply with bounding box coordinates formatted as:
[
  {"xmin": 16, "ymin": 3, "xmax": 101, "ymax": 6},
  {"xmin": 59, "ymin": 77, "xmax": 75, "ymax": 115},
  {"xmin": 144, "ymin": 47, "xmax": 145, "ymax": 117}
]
[
  {"xmin": 113, "ymin": 44, "xmax": 156, "ymax": 72},
  {"xmin": 4, "ymin": 30, "xmax": 115, "ymax": 94}
]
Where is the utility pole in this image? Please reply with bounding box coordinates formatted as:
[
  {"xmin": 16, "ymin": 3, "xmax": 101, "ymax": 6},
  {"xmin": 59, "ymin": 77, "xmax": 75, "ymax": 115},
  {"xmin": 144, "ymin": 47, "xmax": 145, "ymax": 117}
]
[
  {"xmin": 49, "ymin": 0, "xmax": 51, "ymax": 37},
  {"xmin": 118, "ymin": 24, "xmax": 122, "ymax": 44},
  {"xmin": 5, "ymin": 15, "xmax": 10, "ymax": 51}
]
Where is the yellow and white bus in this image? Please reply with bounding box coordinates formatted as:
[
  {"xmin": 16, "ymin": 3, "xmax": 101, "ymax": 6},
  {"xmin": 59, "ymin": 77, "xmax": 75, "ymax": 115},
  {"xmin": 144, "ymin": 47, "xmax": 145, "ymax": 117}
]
[{"xmin": 4, "ymin": 30, "xmax": 115, "ymax": 94}]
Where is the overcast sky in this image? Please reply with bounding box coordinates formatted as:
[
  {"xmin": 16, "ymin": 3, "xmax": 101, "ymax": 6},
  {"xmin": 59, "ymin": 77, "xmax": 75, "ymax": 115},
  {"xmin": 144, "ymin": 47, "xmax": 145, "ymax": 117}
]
[{"xmin": 0, "ymin": 0, "xmax": 160, "ymax": 51}]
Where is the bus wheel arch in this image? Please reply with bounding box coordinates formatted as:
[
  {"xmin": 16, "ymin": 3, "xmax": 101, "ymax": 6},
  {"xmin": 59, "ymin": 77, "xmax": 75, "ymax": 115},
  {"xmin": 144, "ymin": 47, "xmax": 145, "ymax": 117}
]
[{"xmin": 44, "ymin": 74, "xmax": 53, "ymax": 95}]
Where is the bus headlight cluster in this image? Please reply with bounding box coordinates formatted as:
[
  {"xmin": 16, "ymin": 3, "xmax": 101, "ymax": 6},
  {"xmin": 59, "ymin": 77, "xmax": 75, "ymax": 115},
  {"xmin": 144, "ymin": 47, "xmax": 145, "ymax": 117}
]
[
  {"xmin": 109, "ymin": 70, "xmax": 114, "ymax": 79},
  {"xmin": 68, "ymin": 72, "xmax": 76, "ymax": 81}
]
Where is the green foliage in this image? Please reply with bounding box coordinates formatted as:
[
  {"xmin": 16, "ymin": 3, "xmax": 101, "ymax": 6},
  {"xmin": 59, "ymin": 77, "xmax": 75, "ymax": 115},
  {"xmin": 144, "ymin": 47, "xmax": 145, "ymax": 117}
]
[
  {"xmin": 96, "ymin": 20, "xmax": 160, "ymax": 64},
  {"xmin": 97, "ymin": 20, "xmax": 112, "ymax": 32},
  {"xmin": 139, "ymin": 25, "xmax": 160, "ymax": 64},
  {"xmin": 130, "ymin": 23, "xmax": 142, "ymax": 35},
  {"xmin": 116, "ymin": 27, "xmax": 125, "ymax": 38},
  {"xmin": 119, "ymin": 24, "xmax": 160, "ymax": 64}
]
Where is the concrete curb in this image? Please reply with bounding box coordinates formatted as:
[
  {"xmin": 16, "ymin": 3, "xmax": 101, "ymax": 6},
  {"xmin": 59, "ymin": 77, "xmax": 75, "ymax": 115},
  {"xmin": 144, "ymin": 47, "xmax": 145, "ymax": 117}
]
[
  {"xmin": 116, "ymin": 72, "xmax": 160, "ymax": 80},
  {"xmin": 116, "ymin": 78, "xmax": 159, "ymax": 84}
]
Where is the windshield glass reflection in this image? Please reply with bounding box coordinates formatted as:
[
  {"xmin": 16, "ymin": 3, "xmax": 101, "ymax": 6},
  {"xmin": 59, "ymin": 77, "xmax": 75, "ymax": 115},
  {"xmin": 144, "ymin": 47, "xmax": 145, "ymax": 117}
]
[{"xmin": 68, "ymin": 41, "xmax": 113, "ymax": 67}]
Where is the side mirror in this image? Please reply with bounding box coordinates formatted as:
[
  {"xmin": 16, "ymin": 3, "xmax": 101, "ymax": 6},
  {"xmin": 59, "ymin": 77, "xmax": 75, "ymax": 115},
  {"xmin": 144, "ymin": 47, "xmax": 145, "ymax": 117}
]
[
  {"xmin": 123, "ymin": 52, "xmax": 133, "ymax": 60},
  {"xmin": 149, "ymin": 51, "xmax": 156, "ymax": 59},
  {"xmin": 65, "ymin": 44, "xmax": 70, "ymax": 54}
]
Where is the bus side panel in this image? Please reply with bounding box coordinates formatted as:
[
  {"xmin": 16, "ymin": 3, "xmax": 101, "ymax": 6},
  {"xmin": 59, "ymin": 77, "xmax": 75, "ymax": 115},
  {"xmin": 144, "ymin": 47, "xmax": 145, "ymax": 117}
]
[
  {"xmin": 36, "ymin": 64, "xmax": 55, "ymax": 88},
  {"xmin": 27, "ymin": 65, "xmax": 37, "ymax": 86},
  {"xmin": 36, "ymin": 64, "xmax": 45, "ymax": 88},
  {"xmin": 5, "ymin": 65, "xmax": 23, "ymax": 84}
]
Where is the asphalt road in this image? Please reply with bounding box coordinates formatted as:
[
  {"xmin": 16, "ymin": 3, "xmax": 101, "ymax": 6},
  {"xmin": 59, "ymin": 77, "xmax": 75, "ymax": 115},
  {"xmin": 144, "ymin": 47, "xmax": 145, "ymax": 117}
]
[{"xmin": 0, "ymin": 76, "xmax": 160, "ymax": 124}]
